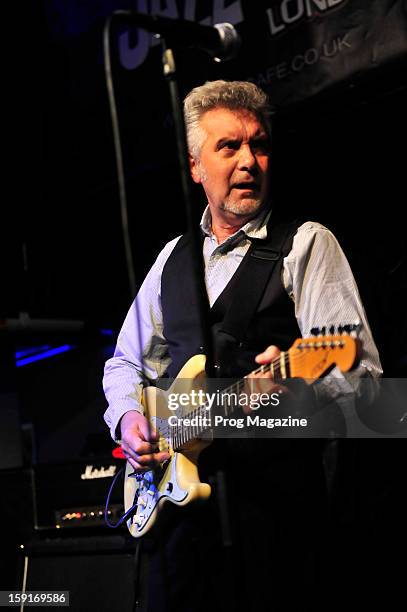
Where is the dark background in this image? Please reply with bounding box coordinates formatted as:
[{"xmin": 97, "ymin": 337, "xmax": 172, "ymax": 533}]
[
  {"xmin": 6, "ymin": 1, "xmax": 406, "ymax": 325},
  {"xmin": 1, "ymin": 0, "xmax": 406, "ymax": 462},
  {"xmin": 0, "ymin": 0, "xmax": 405, "ymax": 463},
  {"xmin": 0, "ymin": 0, "xmax": 406, "ymax": 599}
]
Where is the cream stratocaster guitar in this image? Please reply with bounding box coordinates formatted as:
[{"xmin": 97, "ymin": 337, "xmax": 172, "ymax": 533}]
[{"xmin": 124, "ymin": 334, "xmax": 358, "ymax": 537}]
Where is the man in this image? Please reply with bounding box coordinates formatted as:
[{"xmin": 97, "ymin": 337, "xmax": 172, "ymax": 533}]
[{"xmin": 104, "ymin": 81, "xmax": 381, "ymax": 611}]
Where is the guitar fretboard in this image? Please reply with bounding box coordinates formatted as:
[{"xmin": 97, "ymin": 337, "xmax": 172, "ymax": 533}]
[{"xmin": 169, "ymin": 351, "xmax": 290, "ymax": 450}]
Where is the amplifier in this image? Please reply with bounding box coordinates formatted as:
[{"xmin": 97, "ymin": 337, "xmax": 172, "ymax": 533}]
[
  {"xmin": 33, "ymin": 457, "xmax": 126, "ymax": 531},
  {"xmin": 20, "ymin": 534, "xmax": 146, "ymax": 612}
]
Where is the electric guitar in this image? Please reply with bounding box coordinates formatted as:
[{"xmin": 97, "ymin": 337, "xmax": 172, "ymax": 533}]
[{"xmin": 124, "ymin": 334, "xmax": 358, "ymax": 537}]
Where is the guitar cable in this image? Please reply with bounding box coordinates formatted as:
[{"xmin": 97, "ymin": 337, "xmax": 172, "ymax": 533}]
[{"xmin": 104, "ymin": 465, "xmax": 139, "ymax": 528}]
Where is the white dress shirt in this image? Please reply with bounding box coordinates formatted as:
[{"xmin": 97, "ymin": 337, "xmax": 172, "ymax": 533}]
[{"xmin": 103, "ymin": 208, "xmax": 382, "ymax": 440}]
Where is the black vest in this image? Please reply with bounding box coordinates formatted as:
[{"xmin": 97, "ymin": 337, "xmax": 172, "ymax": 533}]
[{"xmin": 161, "ymin": 216, "xmax": 303, "ymax": 379}]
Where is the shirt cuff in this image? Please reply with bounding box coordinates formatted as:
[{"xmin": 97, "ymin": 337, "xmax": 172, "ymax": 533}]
[{"xmin": 105, "ymin": 404, "xmax": 144, "ymax": 443}]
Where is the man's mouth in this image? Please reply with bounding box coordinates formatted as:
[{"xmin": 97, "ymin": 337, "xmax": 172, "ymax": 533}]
[{"xmin": 232, "ymin": 182, "xmax": 259, "ymax": 191}]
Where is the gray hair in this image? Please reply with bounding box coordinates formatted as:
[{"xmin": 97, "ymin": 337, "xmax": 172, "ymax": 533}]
[{"xmin": 183, "ymin": 80, "xmax": 271, "ymax": 159}]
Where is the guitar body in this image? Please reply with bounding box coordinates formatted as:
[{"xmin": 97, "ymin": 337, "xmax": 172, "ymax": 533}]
[
  {"xmin": 124, "ymin": 334, "xmax": 358, "ymax": 537},
  {"xmin": 124, "ymin": 354, "xmax": 211, "ymax": 538}
]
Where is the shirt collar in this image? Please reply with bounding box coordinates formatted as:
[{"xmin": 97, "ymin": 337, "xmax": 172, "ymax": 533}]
[{"xmin": 200, "ymin": 205, "xmax": 272, "ymax": 248}]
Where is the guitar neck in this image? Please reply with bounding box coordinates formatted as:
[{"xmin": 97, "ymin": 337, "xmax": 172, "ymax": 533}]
[
  {"xmin": 170, "ymin": 353, "xmax": 288, "ymax": 450},
  {"xmin": 169, "ymin": 334, "xmax": 358, "ymax": 450}
]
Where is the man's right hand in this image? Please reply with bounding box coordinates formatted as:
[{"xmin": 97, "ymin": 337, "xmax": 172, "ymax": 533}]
[{"xmin": 120, "ymin": 411, "xmax": 170, "ymax": 472}]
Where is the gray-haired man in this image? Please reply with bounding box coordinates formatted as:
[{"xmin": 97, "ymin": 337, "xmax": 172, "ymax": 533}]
[{"xmin": 104, "ymin": 80, "xmax": 381, "ymax": 610}]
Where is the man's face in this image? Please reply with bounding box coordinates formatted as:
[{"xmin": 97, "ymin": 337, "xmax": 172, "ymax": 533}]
[{"xmin": 190, "ymin": 107, "xmax": 270, "ymax": 224}]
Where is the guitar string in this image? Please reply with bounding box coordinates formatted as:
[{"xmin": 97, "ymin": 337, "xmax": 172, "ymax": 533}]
[
  {"xmin": 124, "ymin": 345, "xmax": 342, "ymax": 523},
  {"xmin": 169, "ymin": 354, "xmax": 283, "ymax": 447},
  {"xmin": 147, "ymin": 340, "xmax": 343, "ymax": 447},
  {"xmin": 168, "ymin": 342, "xmax": 348, "ymax": 447}
]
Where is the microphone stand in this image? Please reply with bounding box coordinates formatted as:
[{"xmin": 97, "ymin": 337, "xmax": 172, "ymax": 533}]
[
  {"xmin": 160, "ymin": 41, "xmax": 239, "ymax": 606},
  {"xmin": 160, "ymin": 40, "xmax": 215, "ymax": 378}
]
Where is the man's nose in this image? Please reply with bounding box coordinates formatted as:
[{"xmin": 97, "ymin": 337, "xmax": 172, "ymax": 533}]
[{"xmin": 237, "ymin": 144, "xmax": 257, "ymax": 171}]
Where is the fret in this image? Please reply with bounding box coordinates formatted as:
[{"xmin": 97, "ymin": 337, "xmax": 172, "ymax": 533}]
[
  {"xmin": 284, "ymin": 352, "xmax": 290, "ymax": 378},
  {"xmin": 172, "ymin": 350, "xmax": 290, "ymax": 452},
  {"xmin": 280, "ymin": 352, "xmax": 287, "ymax": 379},
  {"xmin": 224, "ymin": 389, "xmax": 229, "ymax": 417},
  {"xmin": 193, "ymin": 407, "xmax": 197, "ymax": 439}
]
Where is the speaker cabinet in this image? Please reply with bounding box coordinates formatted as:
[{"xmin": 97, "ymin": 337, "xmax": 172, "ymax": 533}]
[{"xmin": 21, "ymin": 534, "xmax": 145, "ymax": 612}]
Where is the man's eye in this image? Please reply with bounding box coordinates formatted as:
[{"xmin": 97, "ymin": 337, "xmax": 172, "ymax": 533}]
[{"xmin": 220, "ymin": 141, "xmax": 239, "ymax": 150}]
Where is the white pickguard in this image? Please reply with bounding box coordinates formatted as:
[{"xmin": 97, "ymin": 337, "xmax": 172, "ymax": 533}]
[{"xmin": 125, "ymin": 416, "xmax": 188, "ymax": 536}]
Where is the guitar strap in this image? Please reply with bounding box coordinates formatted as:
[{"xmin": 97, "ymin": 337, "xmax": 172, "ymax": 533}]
[{"xmin": 219, "ymin": 217, "xmax": 303, "ymax": 344}]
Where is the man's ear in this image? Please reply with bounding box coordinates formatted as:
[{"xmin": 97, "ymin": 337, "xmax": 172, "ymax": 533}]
[{"xmin": 189, "ymin": 154, "xmax": 202, "ymax": 184}]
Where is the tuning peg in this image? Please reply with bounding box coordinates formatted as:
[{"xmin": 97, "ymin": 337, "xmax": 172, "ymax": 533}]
[
  {"xmin": 310, "ymin": 327, "xmax": 321, "ymax": 336},
  {"xmin": 337, "ymin": 323, "xmax": 361, "ymax": 336},
  {"xmin": 349, "ymin": 323, "xmax": 361, "ymax": 337},
  {"xmin": 311, "ymin": 323, "xmax": 361, "ymax": 337}
]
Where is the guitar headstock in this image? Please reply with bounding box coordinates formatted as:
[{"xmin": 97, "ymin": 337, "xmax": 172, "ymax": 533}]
[{"xmin": 288, "ymin": 335, "xmax": 359, "ymax": 380}]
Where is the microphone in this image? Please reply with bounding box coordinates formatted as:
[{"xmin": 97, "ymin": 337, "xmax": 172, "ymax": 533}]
[{"xmin": 114, "ymin": 11, "xmax": 241, "ymax": 61}]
